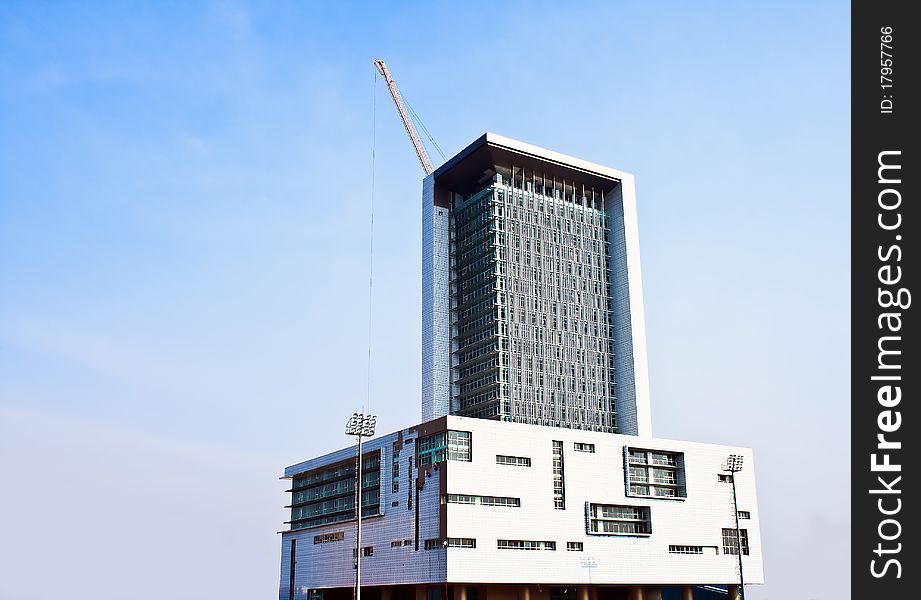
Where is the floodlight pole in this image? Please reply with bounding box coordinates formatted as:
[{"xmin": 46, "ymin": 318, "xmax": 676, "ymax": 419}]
[
  {"xmin": 724, "ymin": 454, "xmax": 746, "ymax": 600},
  {"xmin": 346, "ymin": 413, "xmax": 376, "ymax": 600}
]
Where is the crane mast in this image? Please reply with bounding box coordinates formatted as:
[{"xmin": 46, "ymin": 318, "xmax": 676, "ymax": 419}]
[{"xmin": 374, "ymin": 59, "xmax": 434, "ymax": 176}]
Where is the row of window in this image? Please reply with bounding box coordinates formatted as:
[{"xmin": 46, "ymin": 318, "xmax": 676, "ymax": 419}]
[
  {"xmin": 421, "ymin": 539, "xmax": 585, "ymax": 551},
  {"xmin": 668, "ymin": 534, "xmax": 750, "ymax": 556},
  {"xmin": 291, "ymin": 436, "xmax": 749, "ymax": 534},
  {"xmin": 313, "ymin": 532, "xmax": 344, "ymax": 544},
  {"xmin": 289, "ymin": 450, "xmax": 382, "ymax": 531},
  {"xmin": 496, "ymin": 454, "xmax": 531, "ymax": 467},
  {"xmin": 444, "ymin": 494, "xmax": 520, "ymax": 507},
  {"xmin": 319, "ymin": 533, "xmax": 749, "ymax": 557},
  {"xmin": 668, "ymin": 545, "xmax": 718, "ymax": 555},
  {"xmin": 424, "ymin": 538, "xmax": 476, "ymax": 549}
]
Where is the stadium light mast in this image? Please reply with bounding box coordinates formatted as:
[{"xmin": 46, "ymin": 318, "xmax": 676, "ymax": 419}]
[
  {"xmin": 346, "ymin": 412, "xmax": 377, "ymax": 600},
  {"xmin": 723, "ymin": 454, "xmax": 746, "ymax": 600}
]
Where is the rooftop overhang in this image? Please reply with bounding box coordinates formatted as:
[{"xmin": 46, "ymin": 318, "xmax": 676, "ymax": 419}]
[{"xmin": 431, "ymin": 132, "xmax": 629, "ymax": 198}]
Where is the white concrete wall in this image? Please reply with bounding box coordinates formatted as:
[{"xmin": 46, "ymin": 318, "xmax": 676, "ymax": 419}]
[
  {"xmin": 279, "ymin": 417, "xmax": 763, "ymax": 597},
  {"xmin": 443, "ymin": 416, "xmax": 762, "ymax": 586},
  {"xmin": 605, "ymin": 177, "xmax": 652, "ymax": 437}
]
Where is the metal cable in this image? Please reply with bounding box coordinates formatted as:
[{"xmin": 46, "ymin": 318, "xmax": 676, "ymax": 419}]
[{"xmin": 365, "ymin": 67, "xmax": 378, "ymax": 414}]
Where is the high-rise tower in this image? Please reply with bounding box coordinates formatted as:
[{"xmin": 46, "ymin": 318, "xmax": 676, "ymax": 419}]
[{"xmin": 422, "ymin": 134, "xmax": 651, "ymax": 436}]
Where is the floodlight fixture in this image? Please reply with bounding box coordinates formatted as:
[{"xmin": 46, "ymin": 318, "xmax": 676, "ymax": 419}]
[
  {"xmin": 723, "ymin": 454, "xmax": 744, "ymax": 473},
  {"xmin": 345, "ymin": 413, "xmax": 377, "ymax": 437}
]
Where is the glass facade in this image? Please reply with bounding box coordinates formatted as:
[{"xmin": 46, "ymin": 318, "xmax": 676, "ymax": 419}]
[
  {"xmin": 451, "ymin": 173, "xmax": 617, "ymax": 432},
  {"xmin": 288, "ymin": 451, "xmax": 381, "ymax": 530}
]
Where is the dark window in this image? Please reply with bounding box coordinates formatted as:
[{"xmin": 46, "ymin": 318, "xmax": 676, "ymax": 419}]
[{"xmin": 721, "ymin": 528, "xmax": 750, "ymax": 555}]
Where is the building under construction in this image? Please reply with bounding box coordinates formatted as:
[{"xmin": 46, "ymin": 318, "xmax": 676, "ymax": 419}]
[{"xmin": 278, "ymin": 65, "xmax": 763, "ymax": 600}]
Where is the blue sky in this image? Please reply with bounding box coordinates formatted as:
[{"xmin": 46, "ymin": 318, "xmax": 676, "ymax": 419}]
[{"xmin": 1, "ymin": 2, "xmax": 849, "ymax": 599}]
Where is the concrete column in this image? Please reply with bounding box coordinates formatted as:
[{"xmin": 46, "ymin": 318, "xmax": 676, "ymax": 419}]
[
  {"xmin": 681, "ymin": 586, "xmax": 694, "ymax": 600},
  {"xmin": 456, "ymin": 587, "xmax": 467, "ymax": 600},
  {"xmin": 629, "ymin": 587, "xmax": 644, "ymax": 600},
  {"xmin": 519, "ymin": 586, "xmax": 531, "ymax": 600},
  {"xmin": 727, "ymin": 585, "xmax": 740, "ymax": 600}
]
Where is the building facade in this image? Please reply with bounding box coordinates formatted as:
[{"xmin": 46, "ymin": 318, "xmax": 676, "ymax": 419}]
[
  {"xmin": 280, "ymin": 135, "xmax": 764, "ymax": 600},
  {"xmin": 279, "ymin": 417, "xmax": 763, "ymax": 600},
  {"xmin": 422, "ymin": 134, "xmax": 650, "ymax": 436}
]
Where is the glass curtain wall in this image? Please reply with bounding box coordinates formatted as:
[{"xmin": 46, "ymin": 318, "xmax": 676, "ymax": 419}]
[{"xmin": 452, "ymin": 168, "xmax": 617, "ymax": 432}]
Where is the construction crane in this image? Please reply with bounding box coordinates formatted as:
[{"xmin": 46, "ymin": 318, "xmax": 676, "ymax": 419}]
[{"xmin": 374, "ymin": 59, "xmax": 434, "ymax": 176}]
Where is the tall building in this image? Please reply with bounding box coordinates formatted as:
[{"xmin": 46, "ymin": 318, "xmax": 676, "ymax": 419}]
[
  {"xmin": 422, "ymin": 134, "xmax": 650, "ymax": 436},
  {"xmin": 278, "ymin": 135, "xmax": 763, "ymax": 600}
]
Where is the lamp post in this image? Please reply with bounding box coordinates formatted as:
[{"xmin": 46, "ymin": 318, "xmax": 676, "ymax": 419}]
[
  {"xmin": 723, "ymin": 454, "xmax": 745, "ymax": 600},
  {"xmin": 346, "ymin": 412, "xmax": 377, "ymax": 600}
]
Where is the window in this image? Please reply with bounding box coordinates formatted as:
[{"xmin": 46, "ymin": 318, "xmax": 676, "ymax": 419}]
[
  {"xmin": 721, "ymin": 528, "xmax": 750, "ymax": 556},
  {"xmin": 353, "ymin": 546, "xmax": 374, "ymax": 557},
  {"xmin": 669, "ymin": 545, "xmax": 703, "ymax": 554},
  {"xmin": 628, "ymin": 450, "xmax": 646, "ymax": 464},
  {"xmin": 445, "ymin": 494, "xmax": 520, "ymax": 507},
  {"xmin": 496, "ymin": 455, "xmax": 531, "ymax": 467},
  {"xmin": 668, "ymin": 545, "xmax": 719, "ymax": 555},
  {"xmin": 574, "ymin": 442, "xmax": 595, "ymax": 453},
  {"xmin": 390, "ymin": 541, "xmax": 402, "ymax": 548},
  {"xmin": 313, "ymin": 532, "xmax": 344, "ymax": 544},
  {"xmin": 448, "ymin": 431, "xmax": 472, "ymax": 462},
  {"xmin": 587, "ymin": 503, "xmax": 651, "ymax": 536},
  {"xmin": 566, "ymin": 542, "xmax": 584, "ymax": 552},
  {"xmin": 425, "ymin": 538, "xmax": 476, "ymax": 549},
  {"xmin": 392, "ymin": 442, "xmax": 401, "ymax": 493},
  {"xmin": 625, "ymin": 448, "xmax": 686, "ymax": 499},
  {"xmin": 738, "ymin": 511, "xmax": 751, "ymax": 520},
  {"xmin": 419, "ymin": 430, "xmax": 472, "ymax": 466},
  {"xmin": 718, "ymin": 474, "xmax": 732, "ymax": 483},
  {"xmin": 553, "ymin": 441, "xmax": 565, "ymax": 509},
  {"xmin": 498, "ymin": 539, "xmax": 556, "ymax": 551}
]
